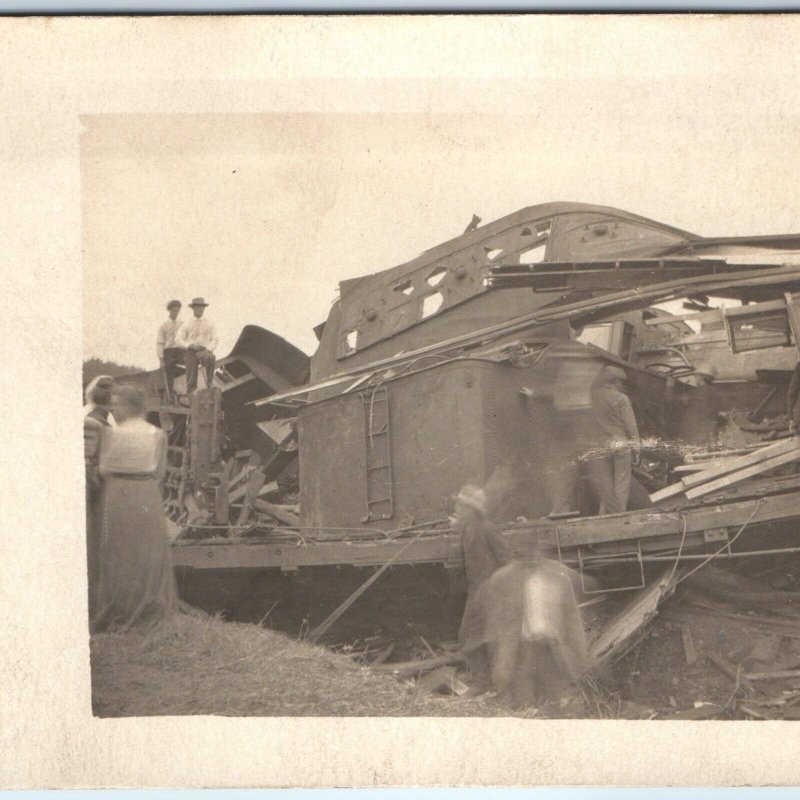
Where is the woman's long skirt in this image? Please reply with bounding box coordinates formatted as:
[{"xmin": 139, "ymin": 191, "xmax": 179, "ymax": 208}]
[{"xmin": 90, "ymin": 475, "xmax": 178, "ymax": 633}]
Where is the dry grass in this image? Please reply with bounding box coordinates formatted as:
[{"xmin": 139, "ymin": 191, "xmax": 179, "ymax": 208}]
[{"xmin": 90, "ymin": 611, "xmax": 539, "ymax": 717}]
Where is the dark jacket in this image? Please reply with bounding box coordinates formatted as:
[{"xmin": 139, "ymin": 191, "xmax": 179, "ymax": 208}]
[{"xmin": 461, "ymin": 517, "xmax": 511, "ymax": 595}]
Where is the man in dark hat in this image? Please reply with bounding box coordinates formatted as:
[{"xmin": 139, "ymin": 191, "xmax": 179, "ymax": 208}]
[
  {"xmin": 156, "ymin": 299, "xmax": 185, "ymax": 400},
  {"xmin": 175, "ymin": 297, "xmax": 218, "ymax": 393},
  {"xmin": 585, "ymin": 365, "xmax": 640, "ymax": 514}
]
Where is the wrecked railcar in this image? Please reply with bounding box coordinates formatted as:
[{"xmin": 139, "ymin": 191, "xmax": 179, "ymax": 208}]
[{"xmin": 141, "ymin": 202, "xmax": 800, "ymax": 590}]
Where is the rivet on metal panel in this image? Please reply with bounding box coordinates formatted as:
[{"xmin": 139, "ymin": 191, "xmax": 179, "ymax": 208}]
[
  {"xmin": 365, "ymin": 308, "xmax": 377, "ymax": 321},
  {"xmin": 207, "ymin": 551, "xmax": 213, "ymax": 559},
  {"xmin": 454, "ymin": 266, "xmax": 467, "ymax": 279}
]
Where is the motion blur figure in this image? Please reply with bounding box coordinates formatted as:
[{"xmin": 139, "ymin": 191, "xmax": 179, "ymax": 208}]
[
  {"xmin": 91, "ymin": 385, "xmax": 179, "ymax": 633},
  {"xmin": 453, "ymin": 484, "xmax": 511, "ymax": 691},
  {"xmin": 461, "ymin": 540, "xmax": 589, "ymax": 709},
  {"xmin": 84, "ymin": 375, "xmax": 115, "ymax": 618},
  {"xmin": 676, "ymin": 363, "xmax": 725, "ymax": 447},
  {"xmin": 586, "ymin": 365, "xmax": 640, "ymax": 514}
]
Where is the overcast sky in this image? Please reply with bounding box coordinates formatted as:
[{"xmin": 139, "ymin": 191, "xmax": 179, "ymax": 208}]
[{"xmin": 81, "ymin": 37, "xmax": 800, "ymax": 369}]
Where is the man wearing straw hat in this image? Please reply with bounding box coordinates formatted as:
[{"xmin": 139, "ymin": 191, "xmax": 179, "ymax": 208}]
[{"xmin": 176, "ymin": 297, "xmax": 218, "ymax": 393}]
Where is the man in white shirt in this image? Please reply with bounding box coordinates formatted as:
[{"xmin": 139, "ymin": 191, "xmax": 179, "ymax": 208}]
[
  {"xmin": 156, "ymin": 299, "xmax": 185, "ymax": 399},
  {"xmin": 176, "ymin": 296, "xmax": 218, "ymax": 393}
]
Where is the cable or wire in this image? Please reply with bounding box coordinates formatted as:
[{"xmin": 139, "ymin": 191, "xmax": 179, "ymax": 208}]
[
  {"xmin": 675, "ymin": 498, "xmax": 764, "ymax": 586},
  {"xmin": 666, "ymin": 512, "xmax": 688, "ymax": 586}
]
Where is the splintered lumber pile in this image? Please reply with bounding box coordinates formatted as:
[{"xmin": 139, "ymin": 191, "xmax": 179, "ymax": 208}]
[{"xmin": 649, "ymin": 436, "xmax": 800, "ymax": 506}]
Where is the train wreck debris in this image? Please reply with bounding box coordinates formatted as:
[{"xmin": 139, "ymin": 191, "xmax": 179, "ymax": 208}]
[{"xmin": 95, "ymin": 201, "xmax": 800, "ymax": 714}]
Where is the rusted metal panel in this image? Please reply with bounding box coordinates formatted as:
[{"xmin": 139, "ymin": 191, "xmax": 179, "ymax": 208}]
[{"xmin": 299, "ymin": 361, "xmax": 488, "ymax": 530}]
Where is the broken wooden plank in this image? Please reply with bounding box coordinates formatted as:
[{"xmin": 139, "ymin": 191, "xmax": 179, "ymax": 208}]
[
  {"xmin": 685, "ymin": 442, "xmax": 776, "ymax": 463},
  {"xmin": 685, "ymin": 448, "xmax": 800, "ymax": 500},
  {"xmin": 369, "ymin": 653, "xmax": 465, "ymax": 677},
  {"xmin": 744, "ymin": 669, "xmax": 800, "ymax": 681},
  {"xmin": 588, "ymin": 568, "xmax": 678, "ymax": 670},
  {"xmin": 256, "ymin": 480, "xmax": 279, "ymax": 498},
  {"xmin": 682, "ymin": 437, "xmax": 800, "ymax": 489},
  {"xmin": 236, "ymin": 468, "xmax": 266, "ymax": 527},
  {"xmin": 649, "ymin": 480, "xmax": 692, "ymax": 504},
  {"xmin": 650, "ymin": 437, "xmax": 800, "ymax": 503},
  {"xmin": 253, "ymin": 499, "xmax": 300, "ymax": 527},
  {"xmin": 707, "ymin": 652, "xmax": 756, "ymax": 694},
  {"xmin": 673, "ymin": 459, "xmax": 739, "ymax": 474}
]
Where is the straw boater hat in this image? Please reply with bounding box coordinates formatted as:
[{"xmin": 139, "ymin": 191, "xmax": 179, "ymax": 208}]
[
  {"xmin": 189, "ymin": 297, "xmax": 209, "ymax": 308},
  {"xmin": 454, "ymin": 484, "xmax": 487, "ymax": 516}
]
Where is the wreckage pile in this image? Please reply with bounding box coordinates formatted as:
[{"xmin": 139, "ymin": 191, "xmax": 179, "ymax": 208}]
[
  {"xmin": 651, "ymin": 436, "xmax": 800, "ymax": 507},
  {"xmin": 318, "ymin": 558, "xmax": 800, "ymax": 720},
  {"xmin": 90, "ymin": 546, "xmax": 800, "ymax": 718}
]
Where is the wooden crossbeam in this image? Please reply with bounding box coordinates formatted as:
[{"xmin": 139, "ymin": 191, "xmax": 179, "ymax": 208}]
[
  {"xmin": 684, "ymin": 449, "xmax": 800, "ymax": 500},
  {"xmin": 650, "ymin": 437, "xmax": 800, "ymax": 503}
]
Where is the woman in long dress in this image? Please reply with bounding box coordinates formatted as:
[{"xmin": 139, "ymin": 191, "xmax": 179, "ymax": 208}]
[
  {"xmin": 91, "ymin": 384, "xmax": 178, "ymax": 633},
  {"xmin": 84, "ymin": 374, "xmax": 115, "ymax": 619}
]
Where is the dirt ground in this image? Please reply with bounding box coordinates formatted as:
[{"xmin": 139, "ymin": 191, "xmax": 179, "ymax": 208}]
[{"xmin": 91, "ymin": 558, "xmax": 800, "ymax": 719}]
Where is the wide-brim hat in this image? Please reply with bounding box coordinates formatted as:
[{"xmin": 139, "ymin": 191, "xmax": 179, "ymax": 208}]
[
  {"xmin": 189, "ymin": 297, "xmax": 209, "ymax": 308},
  {"xmin": 453, "ymin": 484, "xmax": 487, "ymax": 515}
]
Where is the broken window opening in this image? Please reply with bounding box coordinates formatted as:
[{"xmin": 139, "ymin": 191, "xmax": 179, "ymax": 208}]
[
  {"xmin": 536, "ymin": 222, "xmax": 552, "ymax": 238},
  {"xmin": 426, "ymin": 267, "xmax": 447, "ymax": 287},
  {"xmin": 421, "ymin": 292, "xmax": 444, "ymax": 320},
  {"xmin": 394, "ymin": 280, "xmax": 414, "ymax": 296},
  {"xmin": 519, "ymin": 242, "xmax": 548, "ymax": 264},
  {"xmin": 345, "ymin": 329, "xmax": 359, "ymax": 352},
  {"xmin": 727, "ymin": 310, "xmax": 792, "ymax": 353},
  {"xmin": 485, "ymin": 248, "xmax": 504, "ymax": 261}
]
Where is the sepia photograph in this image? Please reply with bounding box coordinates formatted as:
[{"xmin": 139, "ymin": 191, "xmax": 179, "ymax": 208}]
[
  {"xmin": 83, "ymin": 110, "xmax": 800, "ymax": 721},
  {"xmin": 5, "ymin": 13, "xmax": 800, "ymax": 788}
]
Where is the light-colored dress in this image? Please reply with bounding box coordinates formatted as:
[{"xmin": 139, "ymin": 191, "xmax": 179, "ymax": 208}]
[{"xmin": 91, "ymin": 417, "xmax": 178, "ymax": 633}]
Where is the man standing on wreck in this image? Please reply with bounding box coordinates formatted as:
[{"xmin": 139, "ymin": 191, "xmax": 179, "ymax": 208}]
[
  {"xmin": 176, "ymin": 296, "xmax": 218, "ymax": 393},
  {"xmin": 586, "ymin": 365, "xmax": 641, "ymax": 515}
]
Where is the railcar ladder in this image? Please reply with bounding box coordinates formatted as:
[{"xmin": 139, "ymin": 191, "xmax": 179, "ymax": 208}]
[{"xmin": 361, "ymin": 387, "xmax": 394, "ymax": 522}]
